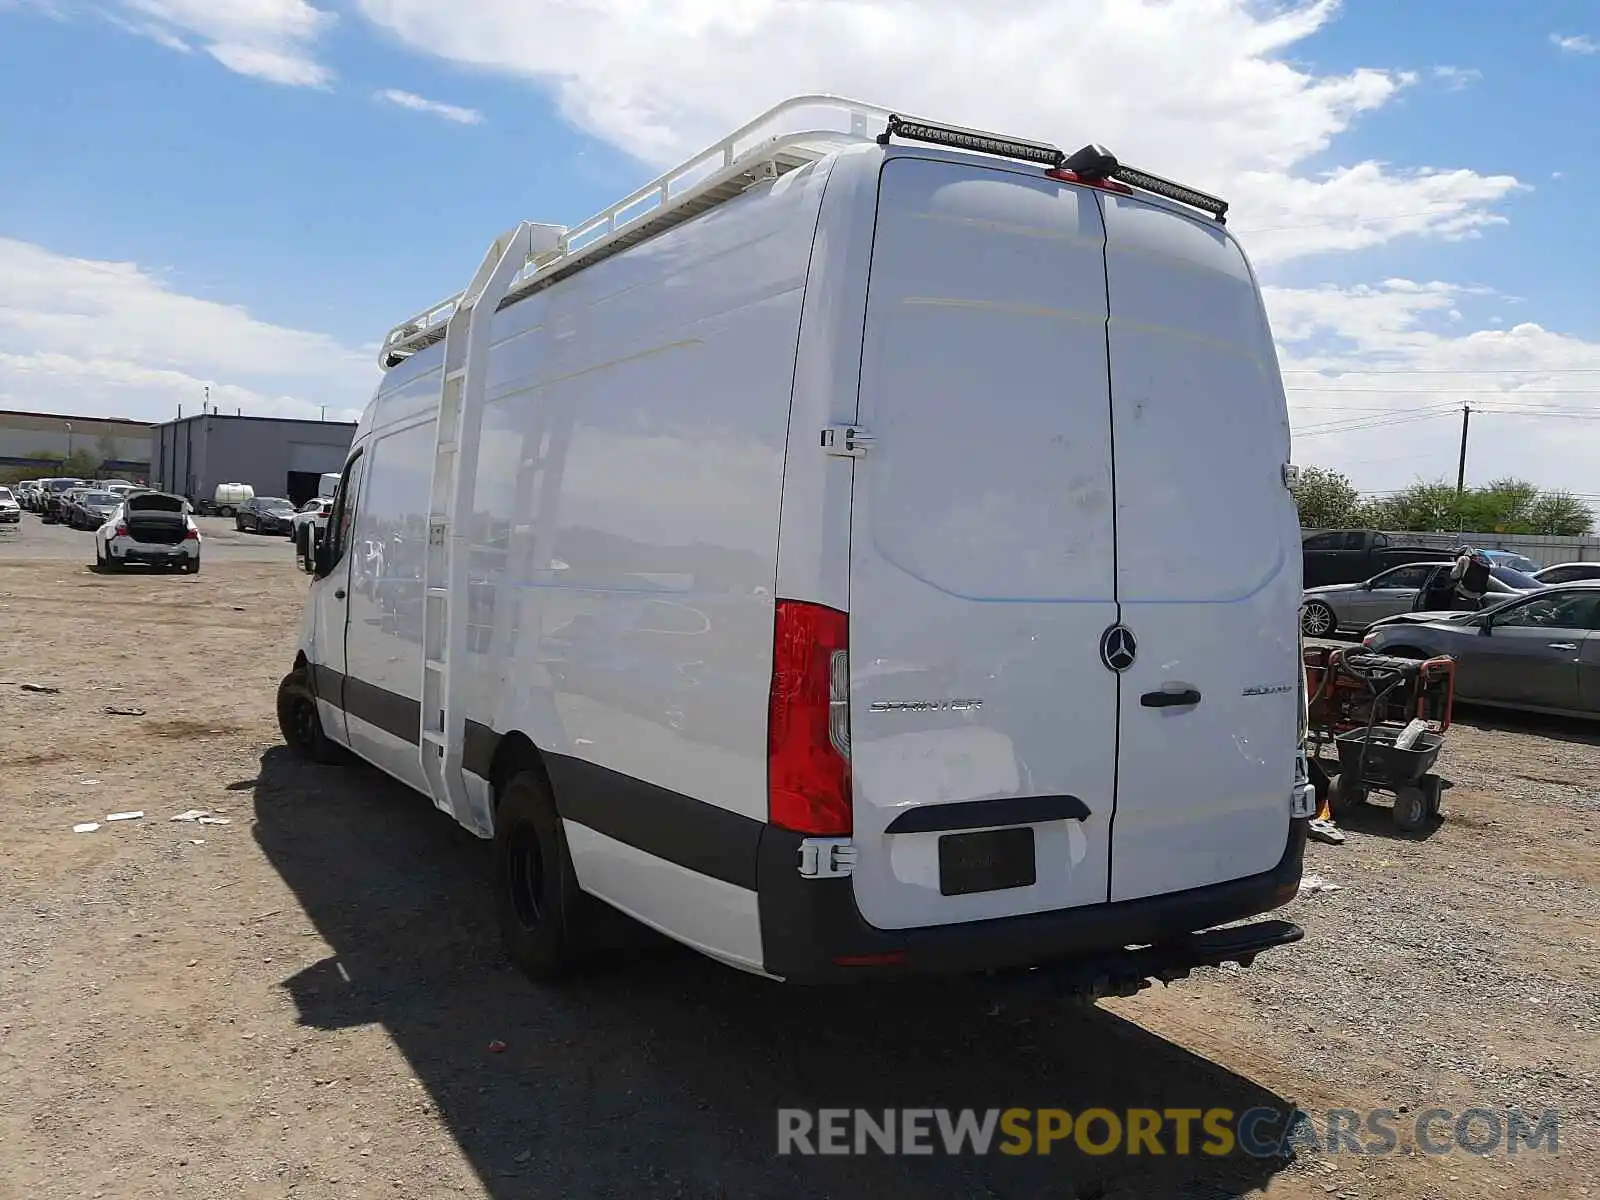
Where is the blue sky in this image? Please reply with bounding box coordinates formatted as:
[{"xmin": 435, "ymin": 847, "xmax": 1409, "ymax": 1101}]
[{"xmin": 1, "ymin": 0, "xmax": 1597, "ymax": 504}]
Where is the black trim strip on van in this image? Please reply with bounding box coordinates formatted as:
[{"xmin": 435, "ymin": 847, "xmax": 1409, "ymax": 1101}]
[
  {"xmin": 344, "ymin": 676, "xmax": 417, "ymax": 744},
  {"xmin": 883, "ymin": 794, "xmax": 1090, "ymax": 835},
  {"xmin": 542, "ymin": 753, "xmax": 764, "ymax": 891},
  {"xmin": 303, "ymin": 665, "xmax": 763, "ymax": 890}
]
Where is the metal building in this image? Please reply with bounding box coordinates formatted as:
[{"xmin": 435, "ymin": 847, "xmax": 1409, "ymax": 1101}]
[
  {"xmin": 0, "ymin": 408, "xmax": 154, "ymax": 477},
  {"xmin": 152, "ymin": 414, "xmax": 357, "ymax": 508}
]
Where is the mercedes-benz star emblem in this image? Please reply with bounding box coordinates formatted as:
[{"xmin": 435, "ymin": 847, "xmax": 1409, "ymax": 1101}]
[{"xmin": 1099, "ymin": 624, "xmax": 1137, "ymax": 672}]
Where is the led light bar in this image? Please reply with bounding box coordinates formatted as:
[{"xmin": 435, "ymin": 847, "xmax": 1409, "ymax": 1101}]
[
  {"xmin": 1109, "ymin": 164, "xmax": 1230, "ymax": 223},
  {"xmin": 879, "ymin": 114, "xmax": 1066, "ymax": 168}
]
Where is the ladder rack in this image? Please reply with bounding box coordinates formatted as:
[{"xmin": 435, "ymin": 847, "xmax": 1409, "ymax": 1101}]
[
  {"xmin": 417, "ymin": 220, "xmax": 565, "ymax": 833},
  {"xmin": 379, "ymin": 95, "xmax": 1236, "ymax": 371},
  {"xmin": 379, "ymin": 95, "xmax": 893, "ymax": 369}
]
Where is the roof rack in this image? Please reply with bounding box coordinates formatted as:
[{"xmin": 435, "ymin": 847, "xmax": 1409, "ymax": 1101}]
[
  {"xmin": 380, "ymin": 95, "xmax": 893, "ymax": 367},
  {"xmin": 379, "ymin": 96, "xmax": 1232, "ymax": 368}
]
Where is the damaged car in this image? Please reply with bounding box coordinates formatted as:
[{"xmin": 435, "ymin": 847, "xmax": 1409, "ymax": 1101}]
[{"xmin": 94, "ymin": 491, "xmax": 201, "ymax": 574}]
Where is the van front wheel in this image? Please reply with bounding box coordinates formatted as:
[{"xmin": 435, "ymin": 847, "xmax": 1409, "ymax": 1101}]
[{"xmin": 494, "ymin": 769, "xmax": 587, "ymax": 982}]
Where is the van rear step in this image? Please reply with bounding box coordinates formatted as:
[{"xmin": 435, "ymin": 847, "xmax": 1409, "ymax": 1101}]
[{"xmin": 988, "ymin": 919, "xmax": 1304, "ymax": 1003}]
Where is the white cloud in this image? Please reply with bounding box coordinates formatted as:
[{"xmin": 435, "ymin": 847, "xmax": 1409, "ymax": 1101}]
[
  {"xmin": 1431, "ymin": 65, "xmax": 1481, "ymax": 90},
  {"xmin": 0, "ymin": 238, "xmax": 375, "ymax": 423},
  {"xmin": 105, "ymin": 0, "xmax": 336, "ymax": 86},
  {"xmin": 349, "ymin": 0, "xmax": 1523, "ymax": 264},
  {"xmin": 1271, "ymin": 282, "xmax": 1600, "ymax": 501},
  {"xmin": 374, "ymin": 88, "xmax": 484, "ymax": 125},
  {"xmin": 1551, "ymin": 33, "xmax": 1598, "ymax": 55},
  {"xmin": 100, "ymin": 12, "xmax": 192, "ymax": 53}
]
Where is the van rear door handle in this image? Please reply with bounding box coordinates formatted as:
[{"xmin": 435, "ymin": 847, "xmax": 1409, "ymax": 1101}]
[
  {"xmin": 334, "ymin": 588, "xmax": 346, "ymax": 600},
  {"xmin": 1141, "ymin": 688, "xmax": 1201, "ymax": 708}
]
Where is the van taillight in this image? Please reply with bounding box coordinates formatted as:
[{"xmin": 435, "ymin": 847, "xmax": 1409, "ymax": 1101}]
[
  {"xmin": 114, "ymin": 525, "xmax": 128, "ymax": 539},
  {"xmin": 767, "ymin": 599, "xmax": 852, "ymax": 836},
  {"xmin": 183, "ymin": 526, "xmax": 199, "ymax": 540}
]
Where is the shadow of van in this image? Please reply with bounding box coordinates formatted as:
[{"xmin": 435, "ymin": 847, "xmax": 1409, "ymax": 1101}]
[{"xmin": 251, "ymin": 746, "xmax": 1295, "ymax": 1200}]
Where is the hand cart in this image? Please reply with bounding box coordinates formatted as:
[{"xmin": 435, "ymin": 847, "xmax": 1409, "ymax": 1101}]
[{"xmin": 1302, "ymin": 646, "xmax": 1456, "ymax": 832}]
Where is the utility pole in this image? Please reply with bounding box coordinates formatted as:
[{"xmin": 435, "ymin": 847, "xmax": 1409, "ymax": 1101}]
[{"xmin": 1455, "ymin": 404, "xmax": 1471, "ymax": 495}]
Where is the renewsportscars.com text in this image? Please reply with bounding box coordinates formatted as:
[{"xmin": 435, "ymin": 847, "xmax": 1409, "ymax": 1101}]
[{"xmin": 776, "ymin": 1107, "xmax": 1559, "ymax": 1158}]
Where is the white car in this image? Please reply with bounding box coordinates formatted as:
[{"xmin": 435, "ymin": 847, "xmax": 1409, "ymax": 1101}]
[
  {"xmin": 292, "ymin": 497, "xmax": 332, "ymax": 555},
  {"xmin": 0, "ymin": 485, "xmax": 19, "ymax": 525},
  {"xmin": 95, "ymin": 491, "xmax": 201, "ymax": 574}
]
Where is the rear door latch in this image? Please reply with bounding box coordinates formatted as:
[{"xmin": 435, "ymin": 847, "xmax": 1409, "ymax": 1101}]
[{"xmin": 821, "ymin": 426, "xmax": 873, "ymax": 458}]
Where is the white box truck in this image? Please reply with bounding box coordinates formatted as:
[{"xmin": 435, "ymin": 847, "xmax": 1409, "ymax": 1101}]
[{"xmin": 279, "ymin": 97, "xmax": 1315, "ymax": 991}]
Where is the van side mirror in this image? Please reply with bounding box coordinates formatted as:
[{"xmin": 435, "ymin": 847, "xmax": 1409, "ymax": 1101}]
[{"xmin": 309, "ymin": 529, "xmax": 331, "ymax": 578}]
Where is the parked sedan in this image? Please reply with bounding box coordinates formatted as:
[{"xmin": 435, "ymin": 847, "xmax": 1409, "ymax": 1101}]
[
  {"xmin": 39, "ymin": 479, "xmax": 87, "ymax": 523},
  {"xmin": 1300, "ymin": 561, "xmax": 1542, "ymax": 637},
  {"xmin": 1534, "ymin": 562, "xmax": 1600, "ymax": 585},
  {"xmin": 68, "ymin": 489, "xmax": 125, "ymax": 530},
  {"xmin": 292, "ymin": 497, "xmax": 332, "ymax": 557},
  {"xmin": 1364, "ymin": 582, "xmax": 1600, "ymax": 718},
  {"xmin": 236, "ymin": 496, "xmax": 297, "ymax": 535},
  {"xmin": 1481, "ymin": 549, "xmax": 1542, "ymax": 574},
  {"xmin": 0, "ymin": 485, "xmax": 19, "ymax": 525}
]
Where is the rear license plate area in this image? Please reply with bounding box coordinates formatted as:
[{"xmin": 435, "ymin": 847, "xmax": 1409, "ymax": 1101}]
[{"xmin": 938, "ymin": 827, "xmax": 1036, "ymax": 897}]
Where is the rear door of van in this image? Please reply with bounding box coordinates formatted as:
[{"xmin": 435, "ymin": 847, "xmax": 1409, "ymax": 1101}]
[
  {"xmin": 846, "ymin": 156, "xmax": 1119, "ymax": 931},
  {"xmin": 846, "ymin": 154, "xmax": 1298, "ymax": 931},
  {"xmin": 1098, "ymin": 191, "xmax": 1298, "ymax": 902}
]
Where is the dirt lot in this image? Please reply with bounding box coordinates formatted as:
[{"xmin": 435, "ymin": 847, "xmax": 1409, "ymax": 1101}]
[{"xmin": 1, "ymin": 513, "xmax": 1596, "ymax": 1200}]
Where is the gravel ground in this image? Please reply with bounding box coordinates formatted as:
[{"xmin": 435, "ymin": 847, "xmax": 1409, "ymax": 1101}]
[{"xmin": 1, "ymin": 513, "xmax": 1596, "ymax": 1200}]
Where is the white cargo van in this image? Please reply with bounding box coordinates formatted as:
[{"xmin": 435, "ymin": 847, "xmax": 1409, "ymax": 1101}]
[{"xmin": 280, "ymin": 97, "xmax": 1315, "ymax": 990}]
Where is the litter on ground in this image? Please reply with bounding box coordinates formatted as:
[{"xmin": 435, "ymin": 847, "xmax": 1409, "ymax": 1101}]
[
  {"xmin": 1298, "ymin": 873, "xmax": 1343, "ymax": 897},
  {"xmin": 72, "ymin": 823, "xmax": 100, "ymax": 834},
  {"xmin": 106, "ymin": 811, "xmax": 144, "ymax": 822}
]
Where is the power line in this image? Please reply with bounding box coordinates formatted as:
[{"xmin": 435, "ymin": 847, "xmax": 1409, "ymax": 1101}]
[{"xmin": 1295, "ymin": 411, "xmax": 1457, "ymax": 438}]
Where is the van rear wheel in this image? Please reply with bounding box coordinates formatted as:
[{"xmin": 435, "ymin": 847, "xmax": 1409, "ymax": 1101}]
[{"xmin": 494, "ymin": 769, "xmax": 587, "ymax": 982}]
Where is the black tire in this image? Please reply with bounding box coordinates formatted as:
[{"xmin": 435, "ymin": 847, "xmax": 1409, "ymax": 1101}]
[
  {"xmin": 1326, "ymin": 771, "xmax": 1368, "ymax": 819},
  {"xmin": 1421, "ymin": 774, "xmax": 1445, "ymax": 818},
  {"xmin": 494, "ymin": 768, "xmax": 587, "ymax": 982},
  {"xmin": 1393, "ymin": 786, "xmax": 1429, "ymax": 833},
  {"xmin": 276, "ymin": 667, "xmax": 340, "ymax": 763},
  {"xmin": 185, "ymin": 558, "xmax": 200, "ymax": 575},
  {"xmin": 1300, "ymin": 600, "xmax": 1337, "ymax": 638}
]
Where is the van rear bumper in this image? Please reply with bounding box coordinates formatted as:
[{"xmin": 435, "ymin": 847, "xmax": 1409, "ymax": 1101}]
[{"xmin": 756, "ymin": 818, "xmax": 1307, "ymax": 984}]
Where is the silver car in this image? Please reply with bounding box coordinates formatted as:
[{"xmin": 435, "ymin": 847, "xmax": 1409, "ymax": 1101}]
[
  {"xmin": 1534, "ymin": 562, "xmax": 1600, "ymax": 585},
  {"xmin": 1364, "ymin": 582, "xmax": 1600, "ymax": 718},
  {"xmin": 1299, "ymin": 561, "xmax": 1541, "ymax": 637}
]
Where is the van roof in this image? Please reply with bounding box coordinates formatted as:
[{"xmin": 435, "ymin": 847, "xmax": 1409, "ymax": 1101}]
[{"xmin": 379, "ymin": 95, "xmax": 1230, "ymax": 371}]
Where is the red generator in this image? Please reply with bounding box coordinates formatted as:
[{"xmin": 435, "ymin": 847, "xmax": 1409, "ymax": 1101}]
[{"xmin": 1302, "ymin": 646, "xmax": 1456, "ymax": 832}]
